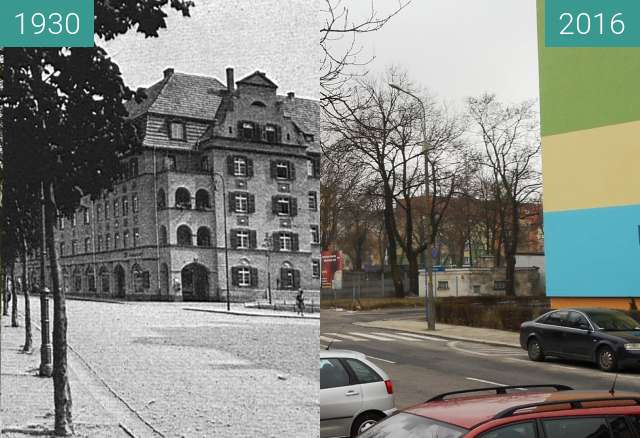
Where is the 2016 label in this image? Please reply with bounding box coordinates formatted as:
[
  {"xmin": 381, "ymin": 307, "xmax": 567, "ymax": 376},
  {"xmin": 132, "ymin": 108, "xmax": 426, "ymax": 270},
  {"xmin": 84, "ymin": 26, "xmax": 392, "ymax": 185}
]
[{"xmin": 559, "ymin": 12, "xmax": 624, "ymax": 36}]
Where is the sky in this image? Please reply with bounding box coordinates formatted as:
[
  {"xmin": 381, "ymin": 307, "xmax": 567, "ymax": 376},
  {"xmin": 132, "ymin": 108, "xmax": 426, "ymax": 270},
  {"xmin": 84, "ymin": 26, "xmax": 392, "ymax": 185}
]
[
  {"xmin": 100, "ymin": 0, "xmax": 319, "ymax": 99},
  {"xmin": 341, "ymin": 0, "xmax": 540, "ymax": 107}
]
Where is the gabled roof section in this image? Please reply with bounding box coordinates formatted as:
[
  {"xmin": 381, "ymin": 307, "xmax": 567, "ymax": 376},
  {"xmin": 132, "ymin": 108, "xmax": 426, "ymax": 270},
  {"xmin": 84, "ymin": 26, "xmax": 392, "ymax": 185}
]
[
  {"xmin": 236, "ymin": 71, "xmax": 278, "ymax": 89},
  {"xmin": 125, "ymin": 71, "xmax": 226, "ymax": 121},
  {"xmin": 281, "ymin": 96, "xmax": 319, "ymax": 137}
]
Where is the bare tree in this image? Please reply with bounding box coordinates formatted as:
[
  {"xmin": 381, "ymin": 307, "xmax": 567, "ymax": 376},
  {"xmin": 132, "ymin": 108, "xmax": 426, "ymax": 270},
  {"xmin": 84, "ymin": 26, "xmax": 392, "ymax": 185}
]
[{"xmin": 468, "ymin": 94, "xmax": 542, "ymax": 295}]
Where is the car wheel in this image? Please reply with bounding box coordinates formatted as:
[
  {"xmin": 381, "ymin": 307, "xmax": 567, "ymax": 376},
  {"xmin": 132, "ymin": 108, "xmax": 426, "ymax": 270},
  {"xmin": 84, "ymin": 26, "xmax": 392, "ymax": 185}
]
[
  {"xmin": 351, "ymin": 412, "xmax": 384, "ymax": 437},
  {"xmin": 527, "ymin": 338, "xmax": 545, "ymax": 362},
  {"xmin": 597, "ymin": 346, "xmax": 618, "ymax": 372}
]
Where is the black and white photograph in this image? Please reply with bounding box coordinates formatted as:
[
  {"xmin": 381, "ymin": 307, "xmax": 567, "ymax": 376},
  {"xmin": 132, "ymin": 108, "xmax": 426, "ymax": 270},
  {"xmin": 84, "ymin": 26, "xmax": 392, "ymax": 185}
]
[{"xmin": 1, "ymin": 1, "xmax": 319, "ymax": 437}]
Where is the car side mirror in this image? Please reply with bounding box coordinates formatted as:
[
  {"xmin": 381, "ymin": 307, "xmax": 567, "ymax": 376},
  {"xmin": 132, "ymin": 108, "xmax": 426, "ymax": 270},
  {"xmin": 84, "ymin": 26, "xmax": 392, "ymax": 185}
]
[{"xmin": 578, "ymin": 323, "xmax": 590, "ymax": 331}]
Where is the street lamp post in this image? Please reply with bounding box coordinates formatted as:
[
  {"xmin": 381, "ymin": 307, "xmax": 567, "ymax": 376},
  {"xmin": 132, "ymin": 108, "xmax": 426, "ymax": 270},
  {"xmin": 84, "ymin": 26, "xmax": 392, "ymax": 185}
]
[
  {"xmin": 211, "ymin": 172, "xmax": 231, "ymax": 311},
  {"xmin": 389, "ymin": 83, "xmax": 436, "ymax": 330},
  {"xmin": 263, "ymin": 233, "xmax": 273, "ymax": 305},
  {"xmin": 39, "ymin": 182, "xmax": 53, "ymax": 376}
]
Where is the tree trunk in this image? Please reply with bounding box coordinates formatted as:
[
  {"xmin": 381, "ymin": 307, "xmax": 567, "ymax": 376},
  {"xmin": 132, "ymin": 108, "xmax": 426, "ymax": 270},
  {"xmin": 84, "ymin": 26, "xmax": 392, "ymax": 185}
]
[
  {"xmin": 381, "ymin": 182, "xmax": 404, "ymax": 297},
  {"xmin": 2, "ymin": 268, "xmax": 9, "ymax": 316},
  {"xmin": 11, "ymin": 262, "xmax": 19, "ymax": 327},
  {"xmin": 22, "ymin": 246, "xmax": 33, "ymax": 353},
  {"xmin": 45, "ymin": 182, "xmax": 73, "ymax": 436},
  {"xmin": 406, "ymin": 251, "xmax": 419, "ymax": 296},
  {"xmin": 505, "ymin": 203, "xmax": 521, "ymax": 297}
]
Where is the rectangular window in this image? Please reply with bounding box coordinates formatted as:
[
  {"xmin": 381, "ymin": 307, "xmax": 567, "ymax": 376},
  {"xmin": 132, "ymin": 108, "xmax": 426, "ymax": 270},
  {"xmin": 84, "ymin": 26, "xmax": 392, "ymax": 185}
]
[
  {"xmin": 123, "ymin": 230, "xmax": 129, "ymax": 248},
  {"xmin": 276, "ymin": 161, "xmax": 290, "ymax": 179},
  {"xmin": 234, "ymin": 157, "xmax": 247, "ymax": 176},
  {"xmin": 237, "ymin": 231, "xmax": 250, "ymax": 249},
  {"xmin": 113, "ymin": 199, "xmax": 119, "ymax": 217},
  {"xmin": 122, "ymin": 197, "xmax": 128, "ymax": 216},
  {"xmin": 83, "ymin": 208, "xmax": 90, "ymax": 224},
  {"xmin": 114, "ymin": 232, "xmax": 120, "ymax": 249},
  {"xmin": 238, "ymin": 267, "xmax": 251, "ymax": 287},
  {"xmin": 96, "ymin": 204, "xmax": 102, "ymax": 222},
  {"xmin": 265, "ymin": 125, "xmax": 276, "ymax": 143},
  {"xmin": 312, "ymin": 260, "xmax": 320, "ymax": 279},
  {"xmin": 242, "ymin": 122, "xmax": 254, "ymax": 140},
  {"xmin": 438, "ymin": 281, "xmax": 449, "ymax": 290},
  {"xmin": 307, "ymin": 160, "xmax": 313, "ymax": 177},
  {"xmin": 105, "ymin": 234, "xmax": 111, "ymax": 250},
  {"xmin": 166, "ymin": 155, "xmax": 176, "ymax": 171},
  {"xmin": 201, "ymin": 156, "xmax": 210, "ymax": 171},
  {"xmin": 97, "ymin": 236, "xmax": 102, "ymax": 252},
  {"xmin": 277, "ymin": 197, "xmax": 290, "ymax": 216},
  {"xmin": 133, "ymin": 228, "xmax": 140, "ymax": 247},
  {"xmin": 279, "ymin": 233, "xmax": 292, "ymax": 251},
  {"xmin": 72, "ymin": 213, "xmax": 77, "ymax": 227},
  {"xmin": 104, "ymin": 202, "xmax": 109, "ymax": 220},
  {"xmin": 308, "ymin": 191, "xmax": 318, "ymax": 211},
  {"xmin": 311, "ymin": 225, "xmax": 320, "ymax": 244},
  {"xmin": 494, "ymin": 281, "xmax": 506, "ymax": 291},
  {"xmin": 235, "ymin": 194, "xmax": 248, "ymax": 213},
  {"xmin": 71, "ymin": 240, "xmax": 77, "ymax": 255},
  {"xmin": 59, "ymin": 217, "xmax": 65, "ymax": 230},
  {"xmin": 84, "ymin": 237, "xmax": 91, "ymax": 253},
  {"xmin": 60, "ymin": 242, "xmax": 65, "ymax": 257},
  {"xmin": 169, "ymin": 121, "xmax": 186, "ymax": 140},
  {"xmin": 132, "ymin": 194, "xmax": 138, "ymax": 213}
]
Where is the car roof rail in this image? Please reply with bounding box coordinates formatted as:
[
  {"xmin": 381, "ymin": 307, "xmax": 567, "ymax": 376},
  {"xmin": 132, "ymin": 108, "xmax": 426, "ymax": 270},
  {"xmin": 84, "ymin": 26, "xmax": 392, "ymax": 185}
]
[
  {"xmin": 492, "ymin": 396, "xmax": 640, "ymax": 420},
  {"xmin": 427, "ymin": 385, "xmax": 573, "ymax": 402}
]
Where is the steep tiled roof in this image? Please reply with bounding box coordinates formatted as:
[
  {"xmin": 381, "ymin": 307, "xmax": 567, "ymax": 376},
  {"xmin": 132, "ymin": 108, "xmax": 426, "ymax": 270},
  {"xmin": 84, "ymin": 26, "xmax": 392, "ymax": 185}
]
[
  {"xmin": 281, "ymin": 96, "xmax": 319, "ymax": 136},
  {"xmin": 125, "ymin": 71, "xmax": 226, "ymax": 121}
]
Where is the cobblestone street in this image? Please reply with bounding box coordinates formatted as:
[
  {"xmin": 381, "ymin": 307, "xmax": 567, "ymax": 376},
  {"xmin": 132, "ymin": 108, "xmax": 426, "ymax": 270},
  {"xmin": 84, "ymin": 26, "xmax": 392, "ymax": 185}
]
[{"xmin": 4, "ymin": 297, "xmax": 319, "ymax": 437}]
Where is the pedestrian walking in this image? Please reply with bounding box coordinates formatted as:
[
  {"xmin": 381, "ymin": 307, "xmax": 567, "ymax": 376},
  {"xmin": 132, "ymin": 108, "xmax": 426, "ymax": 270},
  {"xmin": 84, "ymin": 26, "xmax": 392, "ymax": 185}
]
[{"xmin": 296, "ymin": 289, "xmax": 305, "ymax": 317}]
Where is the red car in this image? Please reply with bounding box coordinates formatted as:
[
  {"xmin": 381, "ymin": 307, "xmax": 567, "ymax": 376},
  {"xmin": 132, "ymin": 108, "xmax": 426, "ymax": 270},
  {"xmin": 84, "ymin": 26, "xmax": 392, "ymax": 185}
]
[{"xmin": 358, "ymin": 385, "xmax": 640, "ymax": 437}]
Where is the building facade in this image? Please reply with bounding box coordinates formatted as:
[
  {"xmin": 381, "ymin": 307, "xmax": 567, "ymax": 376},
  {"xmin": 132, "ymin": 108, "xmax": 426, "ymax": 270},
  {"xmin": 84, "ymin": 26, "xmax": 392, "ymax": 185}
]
[{"xmin": 26, "ymin": 68, "xmax": 320, "ymax": 302}]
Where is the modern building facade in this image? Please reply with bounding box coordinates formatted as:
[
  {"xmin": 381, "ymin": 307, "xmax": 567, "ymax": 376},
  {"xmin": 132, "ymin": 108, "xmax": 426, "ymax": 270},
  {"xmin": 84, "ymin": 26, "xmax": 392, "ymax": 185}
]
[{"xmin": 26, "ymin": 67, "xmax": 320, "ymax": 302}]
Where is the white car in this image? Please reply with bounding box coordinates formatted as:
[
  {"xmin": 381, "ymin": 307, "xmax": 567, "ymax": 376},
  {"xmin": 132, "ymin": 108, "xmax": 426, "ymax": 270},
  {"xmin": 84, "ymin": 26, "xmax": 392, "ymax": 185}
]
[{"xmin": 320, "ymin": 350, "xmax": 396, "ymax": 437}]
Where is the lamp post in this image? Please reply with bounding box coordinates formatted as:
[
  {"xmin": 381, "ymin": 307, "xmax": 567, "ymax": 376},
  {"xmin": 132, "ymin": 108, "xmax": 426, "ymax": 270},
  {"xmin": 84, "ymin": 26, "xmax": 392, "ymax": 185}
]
[
  {"xmin": 211, "ymin": 172, "xmax": 231, "ymax": 311},
  {"xmin": 263, "ymin": 233, "xmax": 273, "ymax": 305},
  {"xmin": 389, "ymin": 83, "xmax": 436, "ymax": 330},
  {"xmin": 39, "ymin": 182, "xmax": 53, "ymax": 376}
]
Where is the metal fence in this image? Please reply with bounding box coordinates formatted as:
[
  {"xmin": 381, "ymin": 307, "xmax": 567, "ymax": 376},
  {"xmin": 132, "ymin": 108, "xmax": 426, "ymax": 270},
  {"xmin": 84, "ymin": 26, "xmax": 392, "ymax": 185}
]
[{"xmin": 321, "ymin": 270, "xmax": 412, "ymax": 300}]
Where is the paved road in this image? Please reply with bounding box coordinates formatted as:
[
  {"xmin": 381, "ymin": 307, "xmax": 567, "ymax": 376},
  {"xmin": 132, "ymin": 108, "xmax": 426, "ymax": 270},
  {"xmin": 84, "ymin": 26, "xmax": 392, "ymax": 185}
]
[
  {"xmin": 321, "ymin": 308, "xmax": 640, "ymax": 410},
  {"xmin": 28, "ymin": 298, "xmax": 319, "ymax": 438}
]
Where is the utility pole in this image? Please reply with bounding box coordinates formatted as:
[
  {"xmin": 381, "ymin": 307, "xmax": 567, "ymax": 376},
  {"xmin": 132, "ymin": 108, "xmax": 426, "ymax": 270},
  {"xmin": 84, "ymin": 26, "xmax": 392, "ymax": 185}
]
[
  {"xmin": 389, "ymin": 83, "xmax": 436, "ymax": 330},
  {"xmin": 39, "ymin": 181, "xmax": 53, "ymax": 376}
]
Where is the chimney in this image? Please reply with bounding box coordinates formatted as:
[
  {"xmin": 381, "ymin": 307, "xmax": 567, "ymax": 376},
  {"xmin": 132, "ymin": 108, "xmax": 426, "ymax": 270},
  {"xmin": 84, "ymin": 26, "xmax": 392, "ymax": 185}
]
[
  {"xmin": 287, "ymin": 91, "xmax": 295, "ymax": 100},
  {"xmin": 226, "ymin": 67, "xmax": 235, "ymax": 93},
  {"xmin": 163, "ymin": 68, "xmax": 174, "ymax": 79}
]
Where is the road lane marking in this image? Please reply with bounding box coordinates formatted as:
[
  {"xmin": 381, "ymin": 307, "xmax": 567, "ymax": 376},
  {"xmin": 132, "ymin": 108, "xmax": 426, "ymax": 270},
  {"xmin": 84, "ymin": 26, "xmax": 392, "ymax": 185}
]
[
  {"xmin": 324, "ymin": 332, "xmax": 369, "ymax": 342},
  {"xmin": 349, "ymin": 332, "xmax": 400, "ymax": 341},
  {"xmin": 465, "ymin": 377, "xmax": 508, "ymax": 387},
  {"xmin": 371, "ymin": 332, "xmax": 421, "ymax": 341},
  {"xmin": 366, "ymin": 355, "xmax": 397, "ymax": 364},
  {"xmin": 393, "ymin": 332, "xmax": 448, "ymax": 342},
  {"xmin": 320, "ymin": 336, "xmax": 342, "ymax": 343}
]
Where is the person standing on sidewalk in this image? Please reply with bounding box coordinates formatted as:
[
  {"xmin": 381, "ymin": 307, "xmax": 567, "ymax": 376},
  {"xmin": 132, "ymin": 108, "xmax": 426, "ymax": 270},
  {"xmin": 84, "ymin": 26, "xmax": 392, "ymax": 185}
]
[{"xmin": 296, "ymin": 289, "xmax": 305, "ymax": 317}]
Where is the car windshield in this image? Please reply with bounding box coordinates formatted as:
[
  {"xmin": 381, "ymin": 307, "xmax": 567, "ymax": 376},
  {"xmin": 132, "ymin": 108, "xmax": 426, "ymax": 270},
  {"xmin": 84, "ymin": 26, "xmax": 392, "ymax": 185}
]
[
  {"xmin": 359, "ymin": 413, "xmax": 467, "ymax": 438},
  {"xmin": 586, "ymin": 311, "xmax": 640, "ymax": 331}
]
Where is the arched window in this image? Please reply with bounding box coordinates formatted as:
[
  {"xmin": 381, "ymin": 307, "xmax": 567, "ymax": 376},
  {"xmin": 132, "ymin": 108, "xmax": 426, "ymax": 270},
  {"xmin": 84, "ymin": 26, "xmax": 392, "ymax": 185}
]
[
  {"xmin": 99, "ymin": 266, "xmax": 110, "ymax": 294},
  {"xmin": 175, "ymin": 188, "xmax": 191, "ymax": 209},
  {"xmin": 177, "ymin": 225, "xmax": 193, "ymax": 246},
  {"xmin": 159, "ymin": 226, "xmax": 168, "ymax": 245},
  {"xmin": 195, "ymin": 189, "xmax": 210, "ymax": 209},
  {"xmin": 197, "ymin": 227, "xmax": 211, "ymax": 247},
  {"xmin": 86, "ymin": 266, "xmax": 96, "ymax": 292},
  {"xmin": 157, "ymin": 189, "xmax": 166, "ymax": 209}
]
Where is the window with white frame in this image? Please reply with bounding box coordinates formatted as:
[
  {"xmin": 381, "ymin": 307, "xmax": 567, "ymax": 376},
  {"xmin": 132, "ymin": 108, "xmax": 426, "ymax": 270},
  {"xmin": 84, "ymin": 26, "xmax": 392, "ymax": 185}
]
[
  {"xmin": 170, "ymin": 121, "xmax": 186, "ymax": 140},
  {"xmin": 279, "ymin": 233, "xmax": 292, "ymax": 251},
  {"xmin": 276, "ymin": 161, "xmax": 289, "ymax": 179},
  {"xmin": 237, "ymin": 230, "xmax": 249, "ymax": 249},
  {"xmin": 235, "ymin": 193, "xmax": 248, "ymax": 213},
  {"xmin": 238, "ymin": 267, "xmax": 251, "ymax": 287},
  {"xmin": 310, "ymin": 225, "xmax": 320, "ymax": 244},
  {"xmin": 242, "ymin": 122, "xmax": 254, "ymax": 140},
  {"xmin": 308, "ymin": 191, "xmax": 318, "ymax": 211},
  {"xmin": 312, "ymin": 260, "xmax": 320, "ymax": 279},
  {"xmin": 276, "ymin": 197, "xmax": 290, "ymax": 216},
  {"xmin": 438, "ymin": 281, "xmax": 449, "ymax": 290},
  {"xmin": 307, "ymin": 160, "xmax": 313, "ymax": 177},
  {"xmin": 83, "ymin": 208, "xmax": 90, "ymax": 224},
  {"xmin": 234, "ymin": 156, "xmax": 247, "ymax": 176},
  {"xmin": 265, "ymin": 125, "xmax": 276, "ymax": 143}
]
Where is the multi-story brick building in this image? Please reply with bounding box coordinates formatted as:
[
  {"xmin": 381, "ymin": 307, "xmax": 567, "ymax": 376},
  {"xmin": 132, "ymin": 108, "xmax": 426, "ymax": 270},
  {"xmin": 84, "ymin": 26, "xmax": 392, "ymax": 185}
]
[{"xmin": 28, "ymin": 67, "xmax": 320, "ymax": 302}]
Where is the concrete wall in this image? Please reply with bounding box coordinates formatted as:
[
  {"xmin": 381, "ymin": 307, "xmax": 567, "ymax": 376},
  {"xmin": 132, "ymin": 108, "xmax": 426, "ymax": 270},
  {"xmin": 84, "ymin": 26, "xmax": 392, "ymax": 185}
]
[{"xmin": 418, "ymin": 267, "xmax": 543, "ymax": 297}]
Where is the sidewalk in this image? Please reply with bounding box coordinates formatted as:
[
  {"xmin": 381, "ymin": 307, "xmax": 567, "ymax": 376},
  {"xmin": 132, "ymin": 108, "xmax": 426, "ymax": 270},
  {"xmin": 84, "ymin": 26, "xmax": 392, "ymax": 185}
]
[
  {"xmin": 355, "ymin": 318, "xmax": 520, "ymax": 348},
  {"xmin": 1, "ymin": 313, "xmax": 128, "ymax": 437},
  {"xmin": 183, "ymin": 302, "xmax": 320, "ymax": 319}
]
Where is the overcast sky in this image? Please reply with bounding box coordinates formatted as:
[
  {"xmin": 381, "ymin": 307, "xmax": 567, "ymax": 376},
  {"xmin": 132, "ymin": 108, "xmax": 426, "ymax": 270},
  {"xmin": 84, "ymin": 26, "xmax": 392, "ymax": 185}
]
[
  {"xmin": 100, "ymin": 0, "xmax": 319, "ymax": 99},
  {"xmin": 343, "ymin": 0, "xmax": 539, "ymax": 106}
]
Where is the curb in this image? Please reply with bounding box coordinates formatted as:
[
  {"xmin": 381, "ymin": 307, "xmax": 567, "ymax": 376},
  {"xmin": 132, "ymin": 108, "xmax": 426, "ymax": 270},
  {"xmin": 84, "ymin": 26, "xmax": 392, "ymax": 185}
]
[
  {"xmin": 183, "ymin": 307, "xmax": 320, "ymax": 320},
  {"xmin": 66, "ymin": 295, "xmax": 128, "ymax": 305},
  {"xmin": 353, "ymin": 322, "xmax": 521, "ymax": 348}
]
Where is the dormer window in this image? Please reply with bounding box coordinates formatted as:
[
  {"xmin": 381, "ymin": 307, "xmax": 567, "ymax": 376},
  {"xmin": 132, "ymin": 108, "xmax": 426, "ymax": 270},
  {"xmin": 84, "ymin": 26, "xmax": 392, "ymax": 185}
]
[
  {"xmin": 169, "ymin": 121, "xmax": 186, "ymax": 140},
  {"xmin": 242, "ymin": 122, "xmax": 254, "ymax": 140},
  {"xmin": 265, "ymin": 125, "xmax": 277, "ymax": 143}
]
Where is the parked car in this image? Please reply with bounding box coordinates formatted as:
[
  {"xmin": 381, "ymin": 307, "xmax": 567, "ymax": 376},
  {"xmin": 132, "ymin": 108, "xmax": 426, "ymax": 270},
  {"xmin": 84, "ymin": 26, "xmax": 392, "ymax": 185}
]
[
  {"xmin": 320, "ymin": 350, "xmax": 396, "ymax": 438},
  {"xmin": 520, "ymin": 308, "xmax": 640, "ymax": 371},
  {"xmin": 358, "ymin": 384, "xmax": 640, "ymax": 437}
]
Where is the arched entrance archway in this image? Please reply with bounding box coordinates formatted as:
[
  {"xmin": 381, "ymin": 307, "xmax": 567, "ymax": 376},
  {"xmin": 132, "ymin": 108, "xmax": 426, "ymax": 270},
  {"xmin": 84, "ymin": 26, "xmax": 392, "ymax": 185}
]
[
  {"xmin": 114, "ymin": 265, "xmax": 126, "ymax": 298},
  {"xmin": 181, "ymin": 263, "xmax": 209, "ymax": 301}
]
